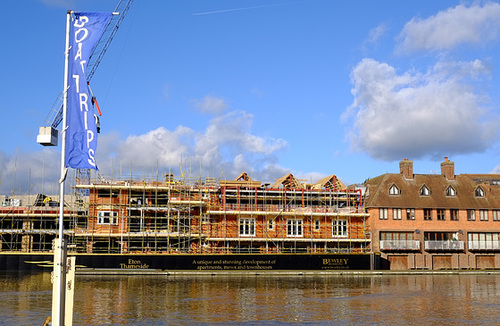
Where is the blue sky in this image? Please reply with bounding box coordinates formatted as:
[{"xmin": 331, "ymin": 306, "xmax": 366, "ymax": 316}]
[{"xmin": 2, "ymin": 0, "xmax": 500, "ymax": 195}]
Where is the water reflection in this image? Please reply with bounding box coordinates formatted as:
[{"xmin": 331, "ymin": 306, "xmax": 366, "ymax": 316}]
[{"xmin": 1, "ymin": 273, "xmax": 500, "ymax": 325}]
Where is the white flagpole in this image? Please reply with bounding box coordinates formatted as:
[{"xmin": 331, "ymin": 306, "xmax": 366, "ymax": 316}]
[{"xmin": 53, "ymin": 10, "xmax": 72, "ymax": 326}]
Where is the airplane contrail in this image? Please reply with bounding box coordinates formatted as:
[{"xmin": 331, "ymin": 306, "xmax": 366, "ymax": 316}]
[{"xmin": 193, "ymin": 2, "xmax": 301, "ymax": 16}]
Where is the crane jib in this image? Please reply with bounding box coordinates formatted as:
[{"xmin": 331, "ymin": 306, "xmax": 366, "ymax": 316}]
[{"xmin": 37, "ymin": 0, "xmax": 134, "ymax": 147}]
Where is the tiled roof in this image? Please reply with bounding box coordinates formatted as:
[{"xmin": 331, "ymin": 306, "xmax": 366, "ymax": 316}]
[{"xmin": 364, "ymin": 173, "xmax": 500, "ymax": 209}]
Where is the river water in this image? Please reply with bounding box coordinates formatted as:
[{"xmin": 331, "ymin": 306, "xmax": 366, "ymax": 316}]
[{"xmin": 1, "ymin": 272, "xmax": 500, "ymax": 325}]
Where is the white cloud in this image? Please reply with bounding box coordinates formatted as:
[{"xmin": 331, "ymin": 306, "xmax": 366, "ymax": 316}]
[
  {"xmin": 396, "ymin": 2, "xmax": 500, "ymax": 53},
  {"xmin": 195, "ymin": 111, "xmax": 287, "ymax": 157},
  {"xmin": 254, "ymin": 162, "xmax": 291, "ymax": 184},
  {"xmin": 366, "ymin": 23, "xmax": 388, "ymax": 44},
  {"xmin": 192, "ymin": 95, "xmax": 229, "ymax": 115},
  {"xmin": 96, "ymin": 110, "xmax": 288, "ymax": 180},
  {"xmin": 344, "ymin": 58, "xmax": 499, "ymax": 161},
  {"xmin": 0, "ymin": 109, "xmax": 294, "ymax": 195},
  {"xmin": 113, "ymin": 125, "xmax": 194, "ymax": 171},
  {"xmin": 0, "ymin": 149, "xmax": 61, "ymax": 195}
]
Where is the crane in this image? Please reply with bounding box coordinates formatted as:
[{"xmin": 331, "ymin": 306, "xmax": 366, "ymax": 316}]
[{"xmin": 37, "ymin": 0, "xmax": 134, "ymax": 146}]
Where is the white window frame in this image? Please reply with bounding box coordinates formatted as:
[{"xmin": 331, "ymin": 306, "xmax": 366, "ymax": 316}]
[
  {"xmin": 446, "ymin": 186, "xmax": 456, "ymax": 197},
  {"xmin": 393, "ymin": 208, "xmax": 402, "ymax": 220},
  {"xmin": 480, "ymin": 209, "xmax": 488, "ymax": 221},
  {"xmin": 286, "ymin": 219, "xmax": 303, "ymax": 237},
  {"xmin": 389, "ymin": 185, "xmax": 400, "ymax": 195},
  {"xmin": 97, "ymin": 211, "xmax": 118, "ymax": 225},
  {"xmin": 493, "ymin": 210, "xmax": 500, "ymax": 221},
  {"xmin": 467, "ymin": 209, "xmax": 476, "ymax": 221},
  {"xmin": 437, "ymin": 209, "xmax": 446, "ymax": 221},
  {"xmin": 379, "ymin": 208, "xmax": 388, "ymax": 220},
  {"xmin": 424, "ymin": 208, "xmax": 432, "ymax": 220},
  {"xmin": 406, "ymin": 208, "xmax": 415, "ymax": 220},
  {"xmin": 239, "ymin": 217, "xmax": 256, "ymax": 236},
  {"xmin": 475, "ymin": 187, "xmax": 485, "ymax": 197},
  {"xmin": 332, "ymin": 219, "xmax": 348, "ymax": 237},
  {"xmin": 420, "ymin": 185, "xmax": 430, "ymax": 196}
]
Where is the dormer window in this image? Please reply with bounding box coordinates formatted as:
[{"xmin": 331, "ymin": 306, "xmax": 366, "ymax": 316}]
[
  {"xmin": 475, "ymin": 187, "xmax": 485, "ymax": 197},
  {"xmin": 446, "ymin": 186, "xmax": 456, "ymax": 197},
  {"xmin": 389, "ymin": 184, "xmax": 400, "ymax": 195},
  {"xmin": 420, "ymin": 185, "xmax": 430, "ymax": 196}
]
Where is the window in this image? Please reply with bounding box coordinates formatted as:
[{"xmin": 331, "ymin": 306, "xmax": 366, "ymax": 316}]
[
  {"xmin": 389, "ymin": 185, "xmax": 400, "ymax": 195},
  {"xmin": 467, "ymin": 209, "xmax": 476, "ymax": 221},
  {"xmin": 314, "ymin": 219, "xmax": 320, "ymax": 231},
  {"xmin": 406, "ymin": 208, "xmax": 415, "ymax": 220},
  {"xmin": 425, "ymin": 232, "xmax": 458, "ymax": 241},
  {"xmin": 268, "ymin": 218, "xmax": 274, "ymax": 229},
  {"xmin": 98, "ymin": 190, "xmax": 118, "ymax": 198},
  {"xmin": 468, "ymin": 232, "xmax": 500, "ymax": 250},
  {"xmin": 287, "ymin": 219, "xmax": 303, "ymax": 237},
  {"xmin": 475, "ymin": 187, "xmax": 485, "ymax": 197},
  {"xmin": 332, "ymin": 219, "xmax": 348, "ymax": 237},
  {"xmin": 97, "ymin": 211, "xmax": 118, "ymax": 225},
  {"xmin": 424, "ymin": 209, "xmax": 432, "ymax": 220},
  {"xmin": 437, "ymin": 209, "xmax": 445, "ymax": 221},
  {"xmin": 420, "ymin": 185, "xmax": 430, "ymax": 196},
  {"xmin": 239, "ymin": 218, "xmax": 255, "ymax": 236},
  {"xmin": 379, "ymin": 208, "xmax": 388, "ymax": 220},
  {"xmin": 446, "ymin": 186, "xmax": 456, "ymax": 196},
  {"xmin": 494, "ymin": 210, "xmax": 500, "ymax": 221},
  {"xmin": 450, "ymin": 209, "xmax": 459, "ymax": 221},
  {"xmin": 380, "ymin": 232, "xmax": 414, "ymax": 240},
  {"xmin": 480, "ymin": 210, "xmax": 488, "ymax": 221},
  {"xmin": 393, "ymin": 208, "xmax": 402, "ymax": 220}
]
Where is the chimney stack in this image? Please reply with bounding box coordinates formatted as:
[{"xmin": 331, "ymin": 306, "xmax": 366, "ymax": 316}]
[
  {"xmin": 400, "ymin": 159, "xmax": 413, "ymax": 179},
  {"xmin": 441, "ymin": 157, "xmax": 455, "ymax": 180}
]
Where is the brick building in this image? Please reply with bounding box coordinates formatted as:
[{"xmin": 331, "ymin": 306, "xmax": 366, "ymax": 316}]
[
  {"xmin": 364, "ymin": 158, "xmax": 500, "ymax": 270},
  {"xmin": 72, "ymin": 172, "xmax": 370, "ymax": 254}
]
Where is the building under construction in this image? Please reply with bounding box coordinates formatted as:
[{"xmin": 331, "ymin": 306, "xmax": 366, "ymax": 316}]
[
  {"xmin": 4, "ymin": 159, "xmax": 500, "ymax": 271},
  {"xmin": 0, "ymin": 171, "xmax": 370, "ymax": 257}
]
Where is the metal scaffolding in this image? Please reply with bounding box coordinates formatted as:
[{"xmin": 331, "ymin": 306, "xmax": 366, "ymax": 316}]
[{"xmin": 0, "ymin": 172, "xmax": 371, "ymax": 254}]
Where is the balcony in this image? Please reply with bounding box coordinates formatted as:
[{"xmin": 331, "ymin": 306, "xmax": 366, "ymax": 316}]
[
  {"xmin": 424, "ymin": 240, "xmax": 464, "ymax": 251},
  {"xmin": 380, "ymin": 240, "xmax": 420, "ymax": 251},
  {"xmin": 468, "ymin": 240, "xmax": 500, "ymax": 251}
]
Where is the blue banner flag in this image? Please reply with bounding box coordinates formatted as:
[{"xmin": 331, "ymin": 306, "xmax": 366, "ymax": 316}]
[{"xmin": 65, "ymin": 12, "xmax": 112, "ymax": 170}]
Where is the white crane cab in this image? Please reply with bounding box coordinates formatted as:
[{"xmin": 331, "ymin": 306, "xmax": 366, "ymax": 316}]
[{"xmin": 37, "ymin": 126, "xmax": 58, "ymax": 146}]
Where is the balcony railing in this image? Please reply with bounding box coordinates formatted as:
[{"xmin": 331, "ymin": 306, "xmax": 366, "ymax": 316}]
[
  {"xmin": 380, "ymin": 240, "xmax": 420, "ymax": 251},
  {"xmin": 424, "ymin": 240, "xmax": 464, "ymax": 251},
  {"xmin": 468, "ymin": 240, "xmax": 500, "ymax": 251}
]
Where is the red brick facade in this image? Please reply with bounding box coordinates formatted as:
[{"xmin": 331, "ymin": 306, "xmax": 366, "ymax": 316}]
[{"xmin": 365, "ymin": 159, "xmax": 500, "ymax": 270}]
